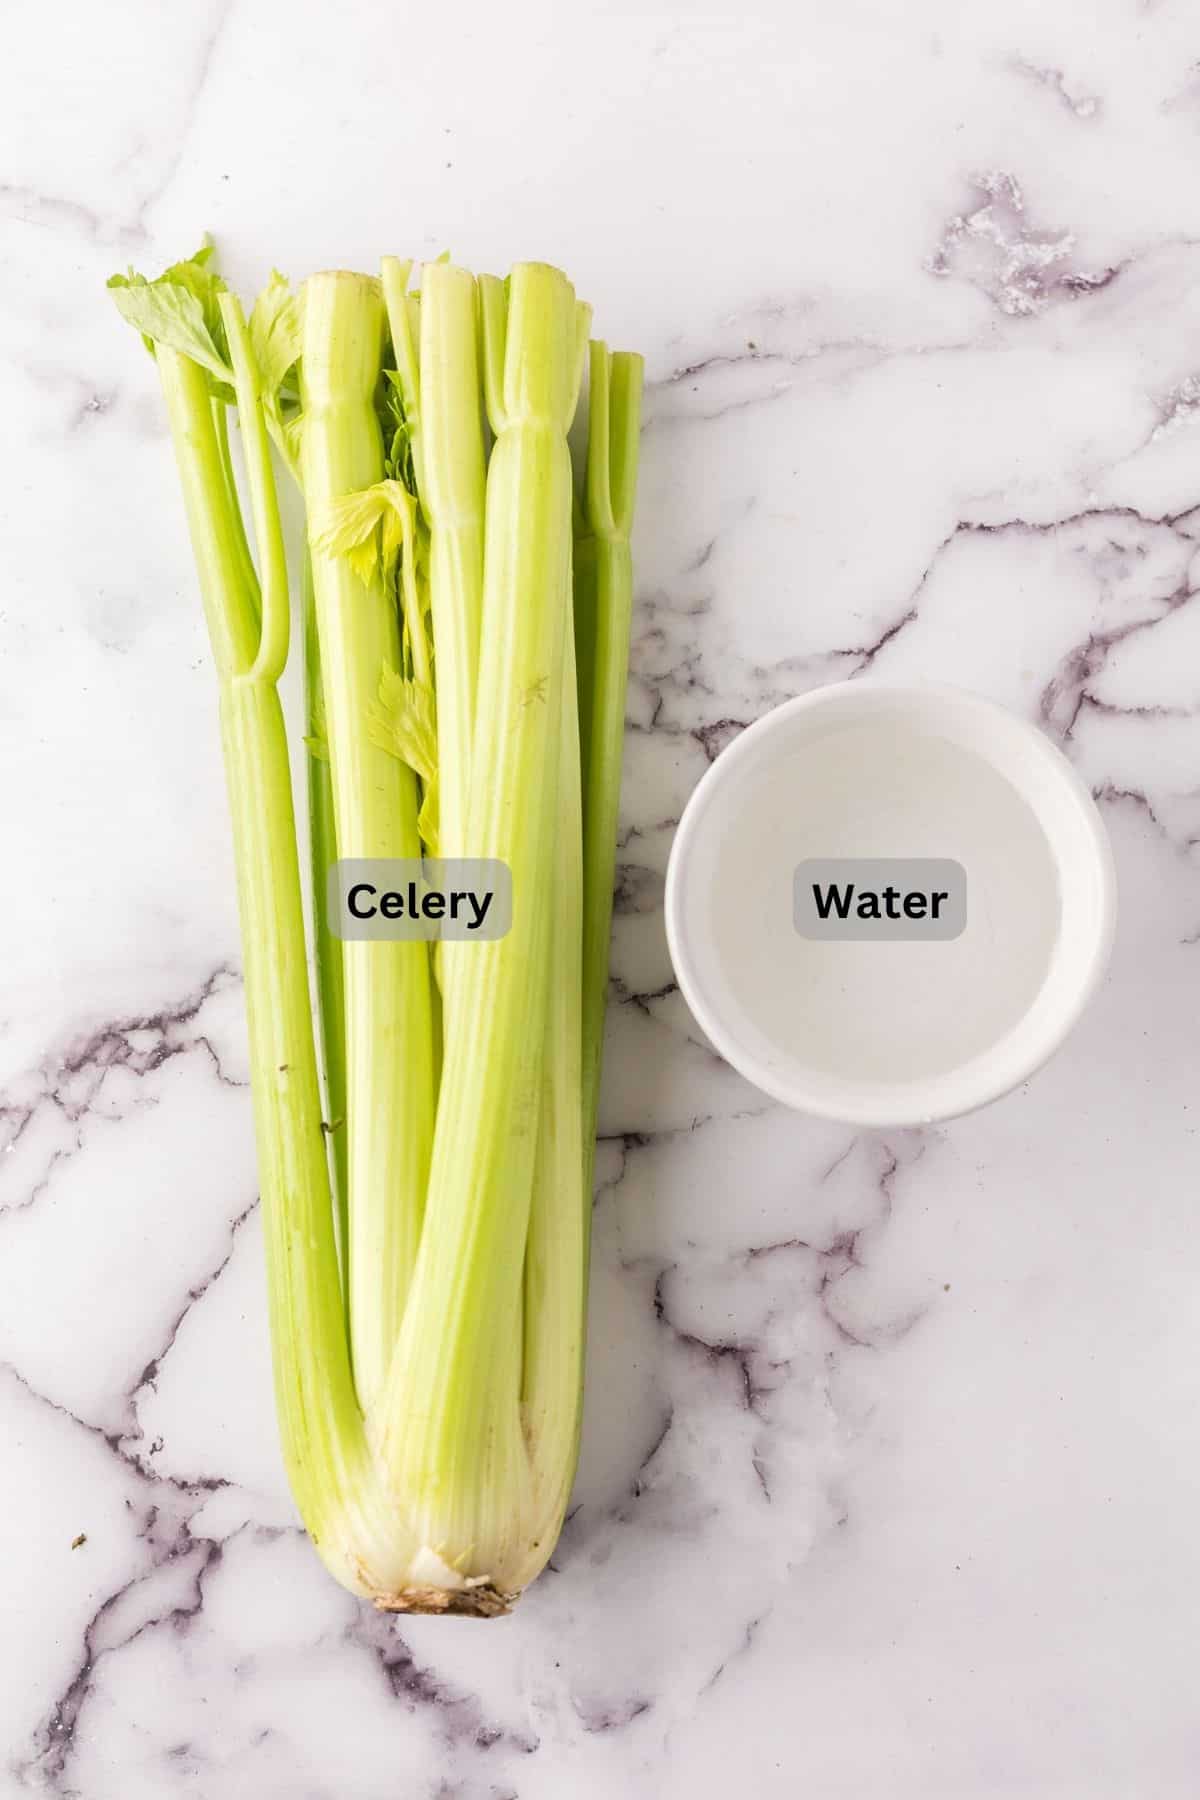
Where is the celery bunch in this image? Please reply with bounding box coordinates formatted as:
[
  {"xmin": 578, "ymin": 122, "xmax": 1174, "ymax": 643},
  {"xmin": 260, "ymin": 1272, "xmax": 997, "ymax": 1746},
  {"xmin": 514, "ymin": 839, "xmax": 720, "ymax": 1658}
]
[{"xmin": 110, "ymin": 246, "xmax": 641, "ymax": 1616}]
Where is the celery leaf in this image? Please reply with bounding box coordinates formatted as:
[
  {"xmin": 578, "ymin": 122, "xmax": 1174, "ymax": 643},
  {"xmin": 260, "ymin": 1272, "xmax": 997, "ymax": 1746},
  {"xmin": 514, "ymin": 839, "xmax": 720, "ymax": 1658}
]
[
  {"xmin": 309, "ymin": 480, "xmax": 419, "ymax": 590},
  {"xmin": 370, "ymin": 666, "xmax": 437, "ymax": 782},
  {"xmin": 369, "ymin": 666, "xmax": 439, "ymax": 854},
  {"xmin": 108, "ymin": 243, "xmax": 233, "ymax": 390},
  {"xmin": 250, "ymin": 270, "xmax": 304, "ymax": 399}
]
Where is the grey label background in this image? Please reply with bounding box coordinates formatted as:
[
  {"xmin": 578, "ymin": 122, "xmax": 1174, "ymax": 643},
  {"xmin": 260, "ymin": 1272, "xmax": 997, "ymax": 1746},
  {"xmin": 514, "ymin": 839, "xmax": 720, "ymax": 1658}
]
[
  {"xmin": 330, "ymin": 859, "xmax": 512, "ymax": 942},
  {"xmin": 794, "ymin": 859, "xmax": 967, "ymax": 940}
]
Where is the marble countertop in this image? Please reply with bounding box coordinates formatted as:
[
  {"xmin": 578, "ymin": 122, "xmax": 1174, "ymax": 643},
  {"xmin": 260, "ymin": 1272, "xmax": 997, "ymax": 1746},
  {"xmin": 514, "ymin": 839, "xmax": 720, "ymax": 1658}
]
[{"xmin": 5, "ymin": 3, "xmax": 1200, "ymax": 1795}]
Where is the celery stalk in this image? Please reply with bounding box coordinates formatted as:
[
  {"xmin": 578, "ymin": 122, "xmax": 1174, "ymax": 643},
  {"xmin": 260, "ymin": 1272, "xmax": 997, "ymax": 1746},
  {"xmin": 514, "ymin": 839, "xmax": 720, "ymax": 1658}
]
[
  {"xmin": 380, "ymin": 258, "xmax": 421, "ymax": 481},
  {"xmin": 413, "ymin": 261, "xmax": 485, "ymax": 862},
  {"xmin": 300, "ymin": 273, "xmax": 435, "ymax": 1421},
  {"xmin": 155, "ymin": 353, "xmax": 259, "ymax": 680},
  {"xmin": 302, "ymin": 553, "xmax": 348, "ymax": 1278},
  {"xmin": 211, "ymin": 398, "xmax": 261, "ymax": 613},
  {"xmin": 577, "ymin": 343, "xmax": 644, "ymax": 1161},
  {"xmin": 413, "ymin": 262, "xmax": 486, "ymax": 1044},
  {"xmin": 146, "ymin": 317, "xmax": 407, "ymax": 1600},
  {"xmin": 524, "ymin": 342, "xmax": 642, "ymax": 1552},
  {"xmin": 378, "ymin": 266, "xmax": 585, "ymax": 1598},
  {"xmin": 523, "ymin": 612, "xmax": 586, "ymax": 1549}
]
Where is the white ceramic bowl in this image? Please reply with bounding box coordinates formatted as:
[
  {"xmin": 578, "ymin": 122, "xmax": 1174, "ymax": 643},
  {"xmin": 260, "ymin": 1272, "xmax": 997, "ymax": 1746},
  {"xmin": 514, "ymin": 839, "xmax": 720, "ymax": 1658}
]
[{"xmin": 664, "ymin": 681, "xmax": 1117, "ymax": 1127}]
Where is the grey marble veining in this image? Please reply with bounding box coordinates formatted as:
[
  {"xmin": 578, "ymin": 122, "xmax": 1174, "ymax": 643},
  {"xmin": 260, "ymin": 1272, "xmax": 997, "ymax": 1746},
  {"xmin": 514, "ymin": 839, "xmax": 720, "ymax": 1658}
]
[{"xmin": 3, "ymin": 3, "xmax": 1200, "ymax": 1795}]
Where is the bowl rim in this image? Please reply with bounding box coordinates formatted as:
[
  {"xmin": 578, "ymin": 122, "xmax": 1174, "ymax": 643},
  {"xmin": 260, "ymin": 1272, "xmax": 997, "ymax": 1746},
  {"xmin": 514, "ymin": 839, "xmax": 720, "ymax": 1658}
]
[{"xmin": 663, "ymin": 679, "xmax": 1118, "ymax": 1126}]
